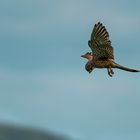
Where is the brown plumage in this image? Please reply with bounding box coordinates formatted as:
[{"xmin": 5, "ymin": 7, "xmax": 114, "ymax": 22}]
[{"xmin": 81, "ymin": 22, "xmax": 139, "ymax": 77}]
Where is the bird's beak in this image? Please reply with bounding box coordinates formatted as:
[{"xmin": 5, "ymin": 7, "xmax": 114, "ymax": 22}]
[{"xmin": 81, "ymin": 55, "xmax": 85, "ymax": 58}]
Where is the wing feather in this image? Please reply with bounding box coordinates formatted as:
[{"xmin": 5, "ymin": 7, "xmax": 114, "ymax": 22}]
[{"xmin": 89, "ymin": 22, "xmax": 114, "ymax": 60}]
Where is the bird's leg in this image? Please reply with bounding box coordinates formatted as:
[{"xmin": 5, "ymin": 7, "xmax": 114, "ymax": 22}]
[
  {"xmin": 110, "ymin": 68, "xmax": 114, "ymax": 75},
  {"xmin": 107, "ymin": 68, "xmax": 112, "ymax": 77},
  {"xmin": 107, "ymin": 67, "xmax": 114, "ymax": 77}
]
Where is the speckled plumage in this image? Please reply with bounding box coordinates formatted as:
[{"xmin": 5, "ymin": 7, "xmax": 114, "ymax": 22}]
[
  {"xmin": 88, "ymin": 22, "xmax": 114, "ymax": 61},
  {"xmin": 81, "ymin": 22, "xmax": 140, "ymax": 77}
]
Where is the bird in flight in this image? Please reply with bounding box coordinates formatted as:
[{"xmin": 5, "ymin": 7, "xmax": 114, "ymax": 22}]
[{"xmin": 81, "ymin": 22, "xmax": 139, "ymax": 77}]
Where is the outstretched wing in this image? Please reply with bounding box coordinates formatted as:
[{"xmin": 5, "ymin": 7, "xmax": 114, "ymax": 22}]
[{"xmin": 88, "ymin": 22, "xmax": 114, "ymax": 60}]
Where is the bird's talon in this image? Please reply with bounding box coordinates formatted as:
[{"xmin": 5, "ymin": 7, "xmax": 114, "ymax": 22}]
[
  {"xmin": 110, "ymin": 69, "xmax": 114, "ymax": 75},
  {"xmin": 109, "ymin": 73, "xmax": 113, "ymax": 77}
]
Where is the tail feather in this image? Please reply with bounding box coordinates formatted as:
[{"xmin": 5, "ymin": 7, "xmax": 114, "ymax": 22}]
[{"xmin": 114, "ymin": 62, "xmax": 140, "ymax": 72}]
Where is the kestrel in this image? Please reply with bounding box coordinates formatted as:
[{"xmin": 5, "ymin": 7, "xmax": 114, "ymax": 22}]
[{"xmin": 81, "ymin": 22, "xmax": 139, "ymax": 77}]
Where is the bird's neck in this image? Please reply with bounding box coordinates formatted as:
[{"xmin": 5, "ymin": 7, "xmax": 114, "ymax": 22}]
[{"xmin": 88, "ymin": 58, "xmax": 94, "ymax": 66}]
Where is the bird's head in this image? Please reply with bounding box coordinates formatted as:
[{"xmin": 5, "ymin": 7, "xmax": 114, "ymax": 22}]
[{"xmin": 81, "ymin": 52, "xmax": 93, "ymax": 61}]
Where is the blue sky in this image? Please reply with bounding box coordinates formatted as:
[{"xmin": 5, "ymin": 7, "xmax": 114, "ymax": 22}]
[{"xmin": 0, "ymin": 0, "xmax": 140, "ymax": 140}]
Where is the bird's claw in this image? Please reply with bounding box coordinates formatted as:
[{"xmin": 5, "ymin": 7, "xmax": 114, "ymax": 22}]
[{"xmin": 107, "ymin": 68, "xmax": 114, "ymax": 77}]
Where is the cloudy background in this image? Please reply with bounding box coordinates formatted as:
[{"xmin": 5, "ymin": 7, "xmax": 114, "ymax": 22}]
[{"xmin": 0, "ymin": 0, "xmax": 140, "ymax": 140}]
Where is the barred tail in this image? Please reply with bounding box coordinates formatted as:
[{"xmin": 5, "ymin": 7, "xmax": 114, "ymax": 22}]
[{"xmin": 113, "ymin": 62, "xmax": 140, "ymax": 72}]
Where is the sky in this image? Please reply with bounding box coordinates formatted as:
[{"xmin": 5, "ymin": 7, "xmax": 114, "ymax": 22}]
[{"xmin": 0, "ymin": 0, "xmax": 140, "ymax": 140}]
